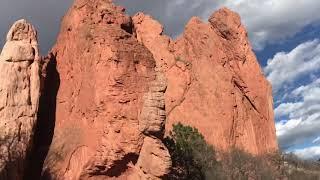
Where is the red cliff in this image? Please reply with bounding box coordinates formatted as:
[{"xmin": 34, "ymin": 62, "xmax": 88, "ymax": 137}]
[
  {"xmin": 133, "ymin": 8, "xmax": 278, "ymax": 155},
  {"xmin": 21, "ymin": 0, "xmax": 278, "ymax": 179},
  {"xmin": 43, "ymin": 0, "xmax": 171, "ymax": 179}
]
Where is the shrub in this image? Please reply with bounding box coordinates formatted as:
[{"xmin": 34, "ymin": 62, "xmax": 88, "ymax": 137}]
[
  {"xmin": 287, "ymin": 169, "xmax": 319, "ymax": 180},
  {"xmin": 283, "ymin": 153, "xmax": 320, "ymax": 180},
  {"xmin": 165, "ymin": 123, "xmax": 224, "ymax": 180},
  {"xmin": 164, "ymin": 123, "xmax": 320, "ymax": 180},
  {"xmin": 222, "ymin": 148, "xmax": 276, "ymax": 180}
]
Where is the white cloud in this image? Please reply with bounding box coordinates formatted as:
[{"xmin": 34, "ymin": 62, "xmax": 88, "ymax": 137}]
[
  {"xmin": 276, "ymin": 119, "xmax": 302, "ymax": 137},
  {"xmin": 274, "ymin": 103, "xmax": 303, "ymax": 119},
  {"xmin": 276, "ymin": 114, "xmax": 320, "ymax": 149},
  {"xmin": 264, "ymin": 40, "xmax": 320, "ymax": 92},
  {"xmin": 222, "ymin": 0, "xmax": 320, "ymax": 50},
  {"xmin": 312, "ymin": 137, "xmax": 320, "ymax": 144},
  {"xmin": 293, "ymin": 146, "xmax": 320, "ymax": 160},
  {"xmin": 117, "ymin": 0, "xmax": 320, "ymax": 50},
  {"xmin": 198, "ymin": 0, "xmax": 320, "ymax": 50},
  {"xmin": 275, "ymin": 78, "xmax": 320, "ymax": 149}
]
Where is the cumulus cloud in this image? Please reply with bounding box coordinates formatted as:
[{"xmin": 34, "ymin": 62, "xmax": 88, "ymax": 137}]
[
  {"xmin": 223, "ymin": 0, "xmax": 320, "ymax": 50},
  {"xmin": 274, "ymin": 103, "xmax": 303, "ymax": 119},
  {"xmin": 277, "ymin": 115, "xmax": 320, "ymax": 149},
  {"xmin": 275, "ymin": 78, "xmax": 320, "ymax": 150},
  {"xmin": 293, "ymin": 146, "xmax": 320, "ymax": 160},
  {"xmin": 312, "ymin": 137, "xmax": 320, "ymax": 144},
  {"xmin": 116, "ymin": 0, "xmax": 320, "ymax": 49},
  {"xmin": 276, "ymin": 119, "xmax": 302, "ymax": 137},
  {"xmin": 257, "ymin": 38, "xmax": 320, "ymax": 158},
  {"xmin": 264, "ymin": 39, "xmax": 320, "ymax": 92}
]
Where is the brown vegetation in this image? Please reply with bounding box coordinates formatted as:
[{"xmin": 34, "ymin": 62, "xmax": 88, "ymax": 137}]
[{"xmin": 165, "ymin": 123, "xmax": 320, "ymax": 180}]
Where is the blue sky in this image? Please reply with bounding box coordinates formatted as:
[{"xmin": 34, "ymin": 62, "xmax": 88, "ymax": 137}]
[{"xmin": 0, "ymin": 0, "xmax": 320, "ymax": 159}]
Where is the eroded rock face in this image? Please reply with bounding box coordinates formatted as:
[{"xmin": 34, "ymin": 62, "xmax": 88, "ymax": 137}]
[
  {"xmin": 131, "ymin": 72, "xmax": 171, "ymax": 180},
  {"xmin": 0, "ymin": 19, "xmax": 41, "ymax": 180},
  {"xmin": 133, "ymin": 8, "xmax": 278, "ymax": 155},
  {"xmin": 43, "ymin": 0, "xmax": 171, "ymax": 179},
  {"xmin": 139, "ymin": 71, "xmax": 167, "ymax": 137}
]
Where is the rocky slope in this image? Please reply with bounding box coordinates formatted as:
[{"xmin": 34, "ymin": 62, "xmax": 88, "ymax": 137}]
[
  {"xmin": 133, "ymin": 8, "xmax": 278, "ymax": 155},
  {"xmin": 0, "ymin": 19, "xmax": 42, "ymax": 180}
]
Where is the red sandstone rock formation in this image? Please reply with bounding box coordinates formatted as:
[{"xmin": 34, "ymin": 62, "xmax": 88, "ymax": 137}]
[
  {"xmin": 0, "ymin": 1, "xmax": 279, "ymax": 179},
  {"xmin": 0, "ymin": 19, "xmax": 41, "ymax": 180},
  {"xmin": 41, "ymin": 0, "xmax": 278, "ymax": 179},
  {"xmin": 43, "ymin": 0, "xmax": 171, "ymax": 179},
  {"xmin": 133, "ymin": 8, "xmax": 278, "ymax": 155}
]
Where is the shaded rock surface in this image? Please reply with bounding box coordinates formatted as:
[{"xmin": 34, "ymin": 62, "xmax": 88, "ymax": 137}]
[
  {"xmin": 43, "ymin": 0, "xmax": 171, "ymax": 179},
  {"xmin": 0, "ymin": 19, "xmax": 41, "ymax": 180},
  {"xmin": 133, "ymin": 8, "xmax": 278, "ymax": 155}
]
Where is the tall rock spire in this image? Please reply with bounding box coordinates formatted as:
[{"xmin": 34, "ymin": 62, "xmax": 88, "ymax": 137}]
[{"xmin": 0, "ymin": 19, "xmax": 41, "ymax": 180}]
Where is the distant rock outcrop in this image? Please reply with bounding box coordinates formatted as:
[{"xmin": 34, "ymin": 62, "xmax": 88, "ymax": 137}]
[
  {"xmin": 133, "ymin": 8, "xmax": 278, "ymax": 155},
  {"xmin": 0, "ymin": 19, "xmax": 41, "ymax": 180}
]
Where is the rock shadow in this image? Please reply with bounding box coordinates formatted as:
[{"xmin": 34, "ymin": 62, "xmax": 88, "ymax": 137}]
[
  {"xmin": 24, "ymin": 53, "xmax": 60, "ymax": 180},
  {"xmin": 106, "ymin": 153, "xmax": 139, "ymax": 177}
]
